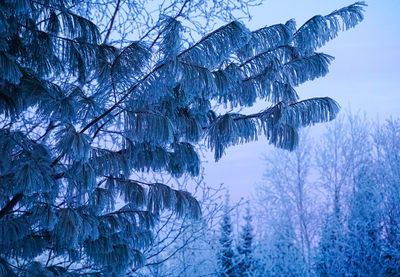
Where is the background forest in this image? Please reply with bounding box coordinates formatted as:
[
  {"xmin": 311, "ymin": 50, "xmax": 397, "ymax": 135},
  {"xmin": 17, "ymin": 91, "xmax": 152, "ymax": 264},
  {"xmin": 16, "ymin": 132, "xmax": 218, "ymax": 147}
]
[{"xmin": 131, "ymin": 114, "xmax": 400, "ymax": 276}]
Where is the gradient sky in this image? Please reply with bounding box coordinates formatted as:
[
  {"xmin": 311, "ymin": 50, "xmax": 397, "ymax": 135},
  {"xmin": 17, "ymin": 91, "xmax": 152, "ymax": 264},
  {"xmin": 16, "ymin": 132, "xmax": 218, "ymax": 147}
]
[{"xmin": 203, "ymin": 0, "xmax": 400, "ymax": 202}]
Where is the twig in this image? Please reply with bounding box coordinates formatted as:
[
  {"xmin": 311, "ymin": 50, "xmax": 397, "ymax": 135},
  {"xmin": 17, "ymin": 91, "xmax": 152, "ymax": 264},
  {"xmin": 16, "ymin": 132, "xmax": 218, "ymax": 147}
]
[
  {"xmin": 103, "ymin": 0, "xmax": 122, "ymax": 44},
  {"xmin": 0, "ymin": 193, "xmax": 23, "ymax": 219}
]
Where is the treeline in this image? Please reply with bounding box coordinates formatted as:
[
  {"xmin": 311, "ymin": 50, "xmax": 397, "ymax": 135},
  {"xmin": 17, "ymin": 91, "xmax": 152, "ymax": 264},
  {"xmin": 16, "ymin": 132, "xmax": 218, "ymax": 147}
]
[
  {"xmin": 132, "ymin": 113, "xmax": 400, "ymax": 276},
  {"xmin": 251, "ymin": 113, "xmax": 400, "ymax": 276}
]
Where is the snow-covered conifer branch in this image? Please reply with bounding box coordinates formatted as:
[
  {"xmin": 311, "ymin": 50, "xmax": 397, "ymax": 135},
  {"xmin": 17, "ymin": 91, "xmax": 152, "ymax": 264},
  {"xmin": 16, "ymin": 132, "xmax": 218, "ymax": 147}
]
[{"xmin": 294, "ymin": 1, "xmax": 366, "ymax": 53}]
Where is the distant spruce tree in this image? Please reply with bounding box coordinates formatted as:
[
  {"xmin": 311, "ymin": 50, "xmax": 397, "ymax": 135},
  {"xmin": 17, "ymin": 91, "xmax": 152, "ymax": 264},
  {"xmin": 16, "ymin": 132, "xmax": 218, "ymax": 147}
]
[
  {"xmin": 218, "ymin": 194, "xmax": 237, "ymax": 277},
  {"xmin": 315, "ymin": 209, "xmax": 347, "ymax": 276},
  {"xmin": 265, "ymin": 209, "xmax": 304, "ymax": 276},
  {"xmin": 344, "ymin": 168, "xmax": 384, "ymax": 276},
  {"xmin": 236, "ymin": 204, "xmax": 254, "ymax": 277},
  {"xmin": 0, "ymin": 0, "xmax": 365, "ymax": 275}
]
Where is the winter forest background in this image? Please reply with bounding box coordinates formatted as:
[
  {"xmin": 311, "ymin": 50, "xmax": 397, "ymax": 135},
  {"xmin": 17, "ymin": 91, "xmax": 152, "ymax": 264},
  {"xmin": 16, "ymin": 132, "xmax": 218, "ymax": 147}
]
[{"xmin": 0, "ymin": 0, "xmax": 399, "ymax": 276}]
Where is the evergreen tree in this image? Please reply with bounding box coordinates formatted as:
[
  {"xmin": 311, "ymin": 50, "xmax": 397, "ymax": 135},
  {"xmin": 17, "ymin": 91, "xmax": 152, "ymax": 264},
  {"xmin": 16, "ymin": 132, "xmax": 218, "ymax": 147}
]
[
  {"xmin": 218, "ymin": 194, "xmax": 237, "ymax": 277},
  {"xmin": 0, "ymin": 0, "xmax": 366, "ymax": 275},
  {"xmin": 236, "ymin": 204, "xmax": 255, "ymax": 277},
  {"xmin": 315, "ymin": 209, "xmax": 347, "ymax": 276},
  {"xmin": 344, "ymin": 168, "xmax": 384, "ymax": 276},
  {"xmin": 266, "ymin": 212, "xmax": 304, "ymax": 276},
  {"xmin": 374, "ymin": 119, "xmax": 400, "ymax": 275}
]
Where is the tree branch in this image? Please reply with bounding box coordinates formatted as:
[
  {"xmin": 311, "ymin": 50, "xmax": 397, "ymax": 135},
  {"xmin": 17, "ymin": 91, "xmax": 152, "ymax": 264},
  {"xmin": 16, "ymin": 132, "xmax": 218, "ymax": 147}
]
[
  {"xmin": 103, "ymin": 0, "xmax": 121, "ymax": 44},
  {"xmin": 149, "ymin": 0, "xmax": 189, "ymax": 49},
  {"xmin": 0, "ymin": 193, "xmax": 23, "ymax": 219}
]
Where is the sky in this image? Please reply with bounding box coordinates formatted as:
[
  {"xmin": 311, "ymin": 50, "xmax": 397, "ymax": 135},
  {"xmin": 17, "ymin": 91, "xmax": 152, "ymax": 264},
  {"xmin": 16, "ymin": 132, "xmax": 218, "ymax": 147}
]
[{"xmin": 203, "ymin": 0, "xmax": 400, "ymax": 202}]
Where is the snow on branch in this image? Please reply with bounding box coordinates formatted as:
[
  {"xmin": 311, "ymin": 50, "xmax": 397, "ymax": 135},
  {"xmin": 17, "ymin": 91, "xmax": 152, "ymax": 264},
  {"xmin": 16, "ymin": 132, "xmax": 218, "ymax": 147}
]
[
  {"xmin": 180, "ymin": 21, "xmax": 251, "ymax": 69},
  {"xmin": 294, "ymin": 2, "xmax": 366, "ymax": 53}
]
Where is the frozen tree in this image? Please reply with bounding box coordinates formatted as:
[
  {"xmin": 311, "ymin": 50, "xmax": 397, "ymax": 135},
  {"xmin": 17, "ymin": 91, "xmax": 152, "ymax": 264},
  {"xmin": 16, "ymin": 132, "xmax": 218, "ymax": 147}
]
[
  {"xmin": 254, "ymin": 131, "xmax": 317, "ymax": 275},
  {"xmin": 314, "ymin": 113, "xmax": 372, "ymax": 276},
  {"xmin": 316, "ymin": 117, "xmax": 400, "ymax": 277},
  {"xmin": 373, "ymin": 119, "xmax": 400, "ymax": 275},
  {"xmin": 218, "ymin": 194, "xmax": 238, "ymax": 277},
  {"xmin": 0, "ymin": 0, "xmax": 366, "ymax": 275},
  {"xmin": 315, "ymin": 113, "xmax": 371, "ymax": 217},
  {"xmin": 343, "ymin": 168, "xmax": 384, "ymax": 276},
  {"xmin": 236, "ymin": 203, "xmax": 255, "ymax": 277},
  {"xmin": 265, "ymin": 209, "xmax": 304, "ymax": 277},
  {"xmin": 314, "ymin": 210, "xmax": 347, "ymax": 276}
]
